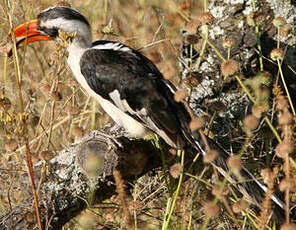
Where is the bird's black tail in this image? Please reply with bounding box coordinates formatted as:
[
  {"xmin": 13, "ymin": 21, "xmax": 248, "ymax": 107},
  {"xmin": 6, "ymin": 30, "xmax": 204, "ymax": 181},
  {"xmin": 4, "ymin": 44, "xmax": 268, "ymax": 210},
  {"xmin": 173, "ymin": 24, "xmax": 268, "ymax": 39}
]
[{"xmin": 188, "ymin": 131, "xmax": 285, "ymax": 223}]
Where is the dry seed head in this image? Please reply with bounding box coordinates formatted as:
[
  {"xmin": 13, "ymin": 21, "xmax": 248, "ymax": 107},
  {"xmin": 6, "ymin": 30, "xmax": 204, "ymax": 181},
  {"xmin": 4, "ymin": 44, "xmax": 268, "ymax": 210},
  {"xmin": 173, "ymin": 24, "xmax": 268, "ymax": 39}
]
[
  {"xmin": 270, "ymin": 48, "xmax": 284, "ymax": 61},
  {"xmin": 259, "ymin": 71, "xmax": 273, "ymax": 80},
  {"xmin": 67, "ymin": 105, "xmax": 79, "ymax": 115},
  {"xmin": 26, "ymin": 212, "xmax": 35, "ymax": 223},
  {"xmin": 148, "ymin": 50, "xmax": 161, "ymax": 63},
  {"xmin": 0, "ymin": 97, "xmax": 11, "ymax": 110},
  {"xmin": 78, "ymin": 212, "xmax": 97, "ymax": 229},
  {"xmin": 13, "ymin": 190, "xmax": 23, "ymax": 203},
  {"xmin": 128, "ymin": 200, "xmax": 143, "ymax": 212},
  {"xmin": 252, "ymin": 103, "xmax": 268, "ymax": 118},
  {"xmin": 40, "ymin": 84, "xmax": 51, "ymax": 95},
  {"xmin": 247, "ymin": 11, "xmax": 265, "ymax": 26},
  {"xmin": 170, "ymin": 163, "xmax": 182, "ymax": 178},
  {"xmin": 221, "ymin": 59, "xmax": 240, "ymax": 77},
  {"xmin": 162, "ymin": 65, "xmax": 175, "ymax": 80},
  {"xmin": 243, "ymin": 114, "xmax": 260, "ymax": 131},
  {"xmin": 222, "ymin": 38, "xmax": 235, "ymax": 49},
  {"xmin": 39, "ymin": 150, "xmax": 54, "ymax": 161},
  {"xmin": 72, "ymin": 126, "xmax": 84, "ymax": 137},
  {"xmin": 189, "ymin": 117, "xmax": 205, "ymax": 131},
  {"xmin": 31, "ymin": 152, "xmax": 40, "ymax": 164},
  {"xmin": 247, "ymin": 12, "xmax": 255, "ymax": 26},
  {"xmin": 272, "ymin": 16, "xmax": 286, "ymax": 27},
  {"xmin": 185, "ymin": 33, "xmax": 200, "ymax": 44},
  {"xmin": 212, "ymin": 184, "xmax": 229, "ymax": 198},
  {"xmin": 227, "ymin": 155, "xmax": 242, "ymax": 170},
  {"xmin": 280, "ymin": 24, "xmax": 292, "ymax": 37},
  {"xmin": 278, "ymin": 112, "xmax": 294, "ymax": 125},
  {"xmin": 275, "ymin": 141, "xmax": 294, "ymax": 158},
  {"xmin": 169, "ymin": 148, "xmax": 177, "ymax": 155},
  {"xmin": 203, "ymin": 203, "xmax": 219, "ymax": 217},
  {"xmin": 5, "ymin": 139, "xmax": 18, "ymax": 152},
  {"xmin": 57, "ymin": 1, "xmax": 71, "ymax": 7},
  {"xmin": 261, "ymin": 168, "xmax": 273, "ymax": 184},
  {"xmin": 232, "ymin": 200, "xmax": 249, "ymax": 213},
  {"xmin": 184, "ymin": 72, "xmax": 203, "ymax": 87},
  {"xmin": 279, "ymin": 178, "xmax": 296, "ymax": 192},
  {"xmin": 178, "ymin": 1, "xmax": 191, "ymax": 10},
  {"xmin": 0, "ymin": 42, "xmax": 11, "ymax": 55},
  {"xmin": 203, "ymin": 149, "xmax": 218, "ymax": 163},
  {"xmin": 183, "ymin": 76, "xmax": 200, "ymax": 88},
  {"xmin": 51, "ymin": 91, "xmax": 62, "ymax": 101},
  {"xmin": 257, "ymin": 88, "xmax": 270, "ymax": 101},
  {"xmin": 199, "ymin": 12, "xmax": 214, "ymax": 25},
  {"xmin": 276, "ymin": 96, "xmax": 288, "ymax": 111},
  {"xmin": 186, "ymin": 19, "xmax": 200, "ymax": 33},
  {"xmin": 256, "ymin": 72, "xmax": 272, "ymax": 88},
  {"xmin": 255, "ymin": 15, "xmax": 265, "ymax": 25},
  {"xmin": 280, "ymin": 223, "xmax": 296, "ymax": 230},
  {"xmin": 174, "ymin": 89, "xmax": 188, "ymax": 102},
  {"xmin": 104, "ymin": 212, "xmax": 114, "ymax": 221}
]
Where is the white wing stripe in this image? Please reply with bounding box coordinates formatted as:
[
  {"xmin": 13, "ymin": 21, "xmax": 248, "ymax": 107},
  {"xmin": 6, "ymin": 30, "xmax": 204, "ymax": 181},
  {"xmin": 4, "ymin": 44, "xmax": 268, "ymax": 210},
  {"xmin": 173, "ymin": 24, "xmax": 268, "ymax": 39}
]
[
  {"xmin": 109, "ymin": 90, "xmax": 127, "ymax": 112},
  {"xmin": 92, "ymin": 42, "xmax": 132, "ymax": 52},
  {"xmin": 109, "ymin": 90, "xmax": 177, "ymax": 148}
]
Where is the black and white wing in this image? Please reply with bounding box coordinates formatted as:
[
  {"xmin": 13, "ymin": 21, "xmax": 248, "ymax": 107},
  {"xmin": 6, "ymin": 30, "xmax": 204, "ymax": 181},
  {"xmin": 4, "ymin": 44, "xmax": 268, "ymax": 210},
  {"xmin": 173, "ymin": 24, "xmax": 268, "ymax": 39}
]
[{"xmin": 80, "ymin": 41, "xmax": 192, "ymax": 149}]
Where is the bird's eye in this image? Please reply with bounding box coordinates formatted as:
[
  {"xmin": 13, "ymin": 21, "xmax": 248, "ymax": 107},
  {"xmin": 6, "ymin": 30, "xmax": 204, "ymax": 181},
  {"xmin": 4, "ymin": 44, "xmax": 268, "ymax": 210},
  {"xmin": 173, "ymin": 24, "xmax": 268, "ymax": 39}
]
[{"xmin": 39, "ymin": 27, "xmax": 59, "ymax": 38}]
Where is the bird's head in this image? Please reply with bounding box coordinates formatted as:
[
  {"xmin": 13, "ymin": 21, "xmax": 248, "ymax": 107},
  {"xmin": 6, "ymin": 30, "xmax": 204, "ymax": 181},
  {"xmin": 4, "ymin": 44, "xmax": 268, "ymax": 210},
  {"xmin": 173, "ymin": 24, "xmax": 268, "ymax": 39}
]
[{"xmin": 9, "ymin": 6, "xmax": 92, "ymax": 56}]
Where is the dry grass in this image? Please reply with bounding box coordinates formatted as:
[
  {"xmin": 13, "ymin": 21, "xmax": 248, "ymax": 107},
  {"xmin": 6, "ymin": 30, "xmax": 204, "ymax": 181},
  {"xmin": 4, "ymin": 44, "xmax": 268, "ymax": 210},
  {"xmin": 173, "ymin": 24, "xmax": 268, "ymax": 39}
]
[{"xmin": 0, "ymin": 0, "xmax": 295, "ymax": 229}]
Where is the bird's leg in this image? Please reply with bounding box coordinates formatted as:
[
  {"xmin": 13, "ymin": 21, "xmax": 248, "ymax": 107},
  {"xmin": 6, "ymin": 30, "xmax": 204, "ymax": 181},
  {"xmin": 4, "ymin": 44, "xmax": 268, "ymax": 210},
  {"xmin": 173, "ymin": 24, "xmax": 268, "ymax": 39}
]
[
  {"xmin": 153, "ymin": 134, "xmax": 163, "ymax": 150},
  {"xmin": 143, "ymin": 133, "xmax": 163, "ymax": 151},
  {"xmin": 176, "ymin": 149, "xmax": 182, "ymax": 157}
]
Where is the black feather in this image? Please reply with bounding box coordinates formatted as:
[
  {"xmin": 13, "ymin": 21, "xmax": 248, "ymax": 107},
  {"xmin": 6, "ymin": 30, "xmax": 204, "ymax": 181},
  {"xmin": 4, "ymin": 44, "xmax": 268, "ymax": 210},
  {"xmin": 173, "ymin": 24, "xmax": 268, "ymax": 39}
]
[{"xmin": 80, "ymin": 41, "xmax": 191, "ymax": 148}]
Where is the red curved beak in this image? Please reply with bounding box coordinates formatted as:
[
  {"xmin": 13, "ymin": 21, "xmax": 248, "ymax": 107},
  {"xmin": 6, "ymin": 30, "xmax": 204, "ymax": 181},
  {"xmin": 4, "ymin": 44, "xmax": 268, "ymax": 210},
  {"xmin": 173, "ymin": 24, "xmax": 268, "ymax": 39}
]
[{"xmin": 8, "ymin": 19, "xmax": 53, "ymax": 56}]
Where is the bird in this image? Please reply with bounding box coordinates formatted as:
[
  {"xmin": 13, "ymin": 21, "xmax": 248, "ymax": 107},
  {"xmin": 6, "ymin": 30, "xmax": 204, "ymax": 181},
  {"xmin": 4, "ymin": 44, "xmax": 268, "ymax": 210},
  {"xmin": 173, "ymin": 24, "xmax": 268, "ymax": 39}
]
[{"xmin": 10, "ymin": 6, "xmax": 285, "ymax": 222}]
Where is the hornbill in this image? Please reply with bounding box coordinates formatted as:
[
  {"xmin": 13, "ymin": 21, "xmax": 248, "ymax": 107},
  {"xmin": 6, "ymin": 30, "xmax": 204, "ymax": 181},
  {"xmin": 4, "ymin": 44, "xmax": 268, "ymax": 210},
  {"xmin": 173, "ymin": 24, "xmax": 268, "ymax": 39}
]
[{"xmin": 10, "ymin": 6, "xmax": 285, "ymax": 222}]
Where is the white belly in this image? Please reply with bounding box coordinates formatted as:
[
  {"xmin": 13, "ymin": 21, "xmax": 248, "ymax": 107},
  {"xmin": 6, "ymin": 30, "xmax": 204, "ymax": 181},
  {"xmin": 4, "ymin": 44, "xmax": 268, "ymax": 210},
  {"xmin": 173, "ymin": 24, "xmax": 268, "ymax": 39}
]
[{"xmin": 93, "ymin": 93, "xmax": 147, "ymax": 137}]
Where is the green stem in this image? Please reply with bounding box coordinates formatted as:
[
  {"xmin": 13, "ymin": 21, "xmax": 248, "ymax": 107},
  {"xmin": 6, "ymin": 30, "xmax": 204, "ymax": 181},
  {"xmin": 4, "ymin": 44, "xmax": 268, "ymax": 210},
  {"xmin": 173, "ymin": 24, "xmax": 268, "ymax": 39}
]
[
  {"xmin": 161, "ymin": 197, "xmax": 172, "ymax": 230},
  {"xmin": 263, "ymin": 116, "xmax": 282, "ymax": 143},
  {"xmin": 167, "ymin": 0, "xmax": 190, "ymax": 22},
  {"xmin": 277, "ymin": 58, "xmax": 296, "ymax": 115},
  {"xmin": 251, "ymin": 0, "xmax": 263, "ymax": 71},
  {"xmin": 227, "ymin": 47, "xmax": 231, "ymax": 60},
  {"xmin": 2, "ymin": 55, "xmax": 7, "ymax": 97},
  {"xmin": 204, "ymin": 0, "xmax": 208, "ymax": 11},
  {"xmin": 187, "ymin": 209, "xmax": 193, "ymax": 230},
  {"xmin": 255, "ymin": 25, "xmax": 264, "ymax": 71},
  {"xmin": 277, "ymin": 26, "xmax": 280, "ymax": 49},
  {"xmin": 195, "ymin": 25, "xmax": 209, "ymax": 71},
  {"xmin": 163, "ymin": 149, "xmax": 185, "ymax": 230},
  {"xmin": 235, "ymin": 75, "xmax": 255, "ymax": 103},
  {"xmin": 91, "ymin": 98, "xmax": 97, "ymax": 129},
  {"xmin": 200, "ymin": 33, "xmax": 225, "ymax": 61}
]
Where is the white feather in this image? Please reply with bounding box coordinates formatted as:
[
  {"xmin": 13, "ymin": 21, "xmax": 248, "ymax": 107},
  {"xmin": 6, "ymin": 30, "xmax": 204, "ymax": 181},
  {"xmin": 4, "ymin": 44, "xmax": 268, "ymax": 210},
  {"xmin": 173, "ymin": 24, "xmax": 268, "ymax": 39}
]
[
  {"xmin": 92, "ymin": 42, "xmax": 132, "ymax": 52},
  {"xmin": 162, "ymin": 79, "xmax": 176, "ymax": 94}
]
